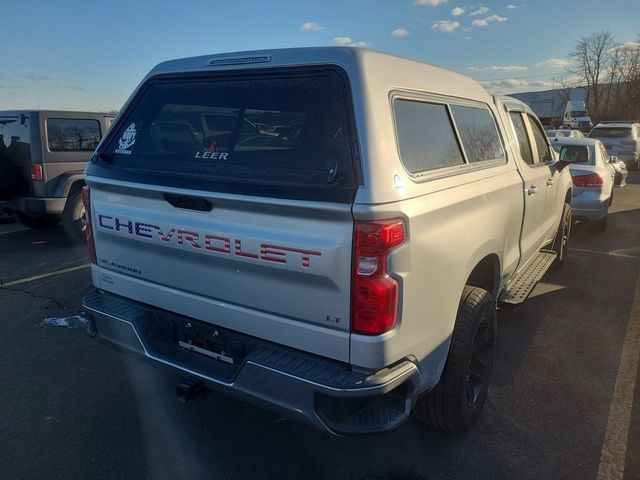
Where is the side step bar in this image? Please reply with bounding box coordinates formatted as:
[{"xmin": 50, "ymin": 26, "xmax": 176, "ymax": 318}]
[{"xmin": 499, "ymin": 250, "xmax": 556, "ymax": 307}]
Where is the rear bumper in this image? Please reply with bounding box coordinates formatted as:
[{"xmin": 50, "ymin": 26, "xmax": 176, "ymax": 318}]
[
  {"xmin": 82, "ymin": 289, "xmax": 421, "ymax": 435},
  {"xmin": 0, "ymin": 196, "xmax": 66, "ymax": 215},
  {"xmin": 571, "ymin": 194, "xmax": 608, "ymax": 221}
]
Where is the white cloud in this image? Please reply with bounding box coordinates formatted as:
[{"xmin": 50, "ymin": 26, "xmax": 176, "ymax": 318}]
[
  {"xmin": 451, "ymin": 6, "xmax": 465, "ymax": 16},
  {"xmin": 480, "ymin": 78, "xmax": 555, "ymax": 94},
  {"xmin": 482, "ymin": 78, "xmax": 529, "ymax": 89},
  {"xmin": 469, "ymin": 6, "xmax": 489, "ymax": 16},
  {"xmin": 465, "ymin": 36, "xmax": 472, "ymax": 40},
  {"xmin": 413, "ymin": 0, "xmax": 448, "ymax": 5},
  {"xmin": 535, "ymin": 58, "xmax": 570, "ymax": 69},
  {"xmin": 333, "ymin": 36, "xmax": 353, "ymax": 45},
  {"xmin": 472, "ymin": 14, "xmax": 507, "ymax": 27},
  {"xmin": 300, "ymin": 22, "xmax": 323, "ymax": 31},
  {"xmin": 333, "ymin": 36, "xmax": 370, "ymax": 47},
  {"xmin": 506, "ymin": 4, "xmax": 519, "ymax": 9},
  {"xmin": 618, "ymin": 41, "xmax": 640, "ymax": 54},
  {"xmin": 391, "ymin": 28, "xmax": 411, "ymax": 38},
  {"xmin": 432, "ymin": 20, "xmax": 460, "ymax": 32},
  {"xmin": 469, "ymin": 65, "xmax": 528, "ymax": 72}
]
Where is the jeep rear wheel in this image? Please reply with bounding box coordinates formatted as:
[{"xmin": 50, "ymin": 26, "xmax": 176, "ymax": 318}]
[
  {"xmin": 413, "ymin": 286, "xmax": 496, "ymax": 432},
  {"xmin": 61, "ymin": 186, "xmax": 86, "ymax": 243}
]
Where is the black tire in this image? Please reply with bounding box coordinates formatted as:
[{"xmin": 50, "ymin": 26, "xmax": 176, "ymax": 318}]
[
  {"xmin": 609, "ymin": 189, "xmax": 614, "ymax": 207},
  {"xmin": 551, "ymin": 203, "xmax": 571, "ymax": 269},
  {"xmin": 16, "ymin": 213, "xmax": 60, "ymax": 229},
  {"xmin": 61, "ymin": 186, "xmax": 86, "ymax": 243},
  {"xmin": 413, "ymin": 286, "xmax": 497, "ymax": 433},
  {"xmin": 594, "ymin": 215, "xmax": 608, "ymax": 233}
]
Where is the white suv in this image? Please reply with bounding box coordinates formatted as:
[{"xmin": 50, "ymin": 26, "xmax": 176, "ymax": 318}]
[{"xmin": 589, "ymin": 121, "xmax": 640, "ymax": 170}]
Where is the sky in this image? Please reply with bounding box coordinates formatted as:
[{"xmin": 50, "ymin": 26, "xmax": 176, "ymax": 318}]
[{"xmin": 2, "ymin": 0, "xmax": 639, "ymax": 112}]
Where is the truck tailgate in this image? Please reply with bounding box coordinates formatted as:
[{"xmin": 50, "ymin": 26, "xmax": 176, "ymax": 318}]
[{"xmin": 89, "ymin": 180, "xmax": 354, "ymax": 361}]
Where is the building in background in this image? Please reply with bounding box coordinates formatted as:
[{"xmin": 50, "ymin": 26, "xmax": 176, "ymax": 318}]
[{"xmin": 510, "ymin": 86, "xmax": 587, "ymax": 128}]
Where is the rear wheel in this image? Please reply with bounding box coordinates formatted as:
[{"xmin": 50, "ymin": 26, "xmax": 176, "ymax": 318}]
[
  {"xmin": 413, "ymin": 286, "xmax": 496, "ymax": 433},
  {"xmin": 61, "ymin": 186, "xmax": 86, "ymax": 243},
  {"xmin": 551, "ymin": 203, "xmax": 571, "ymax": 269},
  {"xmin": 594, "ymin": 215, "xmax": 608, "ymax": 233},
  {"xmin": 16, "ymin": 213, "xmax": 60, "ymax": 229}
]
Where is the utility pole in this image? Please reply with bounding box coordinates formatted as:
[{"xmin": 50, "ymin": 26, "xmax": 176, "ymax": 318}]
[{"xmin": 551, "ymin": 77, "xmax": 556, "ymax": 127}]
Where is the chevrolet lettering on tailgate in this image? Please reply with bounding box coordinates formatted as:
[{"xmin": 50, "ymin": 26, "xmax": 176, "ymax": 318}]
[{"xmin": 97, "ymin": 214, "xmax": 322, "ymax": 268}]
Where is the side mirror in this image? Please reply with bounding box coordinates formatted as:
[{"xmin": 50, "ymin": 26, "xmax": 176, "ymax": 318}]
[{"xmin": 609, "ymin": 155, "xmax": 619, "ymax": 164}]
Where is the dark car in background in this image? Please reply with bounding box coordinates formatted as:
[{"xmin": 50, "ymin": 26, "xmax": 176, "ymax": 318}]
[{"xmin": 0, "ymin": 110, "xmax": 114, "ymax": 240}]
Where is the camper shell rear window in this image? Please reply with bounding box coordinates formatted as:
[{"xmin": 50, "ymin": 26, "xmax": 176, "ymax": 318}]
[{"xmin": 88, "ymin": 67, "xmax": 359, "ymax": 203}]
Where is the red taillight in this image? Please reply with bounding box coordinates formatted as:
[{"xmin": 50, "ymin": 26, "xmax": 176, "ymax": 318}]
[
  {"xmin": 30, "ymin": 164, "xmax": 43, "ymax": 181},
  {"xmin": 352, "ymin": 219, "xmax": 405, "ymax": 335},
  {"xmin": 572, "ymin": 172, "xmax": 603, "ymax": 187},
  {"xmin": 81, "ymin": 186, "xmax": 97, "ymax": 264}
]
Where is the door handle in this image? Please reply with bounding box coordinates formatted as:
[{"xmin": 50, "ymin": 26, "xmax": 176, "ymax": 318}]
[
  {"xmin": 164, "ymin": 193, "xmax": 213, "ymax": 212},
  {"xmin": 546, "ymin": 178, "xmax": 555, "ymax": 186},
  {"xmin": 527, "ymin": 185, "xmax": 538, "ymax": 196}
]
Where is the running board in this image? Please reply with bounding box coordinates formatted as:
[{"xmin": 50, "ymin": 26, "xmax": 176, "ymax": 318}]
[{"xmin": 498, "ymin": 250, "xmax": 556, "ymax": 307}]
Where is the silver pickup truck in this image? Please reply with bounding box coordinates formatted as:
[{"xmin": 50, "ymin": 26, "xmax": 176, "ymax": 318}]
[{"xmin": 81, "ymin": 47, "xmax": 579, "ymax": 435}]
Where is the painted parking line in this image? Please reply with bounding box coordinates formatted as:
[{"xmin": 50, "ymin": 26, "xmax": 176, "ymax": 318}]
[
  {"xmin": 0, "ymin": 264, "xmax": 90, "ymax": 288},
  {"xmin": 569, "ymin": 248, "xmax": 640, "ymax": 259},
  {"xmin": 596, "ymin": 272, "xmax": 640, "ymax": 480},
  {"xmin": 0, "ymin": 225, "xmax": 28, "ymax": 236}
]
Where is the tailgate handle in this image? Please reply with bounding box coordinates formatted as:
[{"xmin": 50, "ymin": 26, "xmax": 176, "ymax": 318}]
[{"xmin": 163, "ymin": 194, "xmax": 213, "ymax": 212}]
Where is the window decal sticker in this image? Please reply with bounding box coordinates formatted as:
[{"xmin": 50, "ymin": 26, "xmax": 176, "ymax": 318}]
[
  {"xmin": 194, "ymin": 150, "xmax": 229, "ymax": 160},
  {"xmin": 115, "ymin": 123, "xmax": 137, "ymax": 155}
]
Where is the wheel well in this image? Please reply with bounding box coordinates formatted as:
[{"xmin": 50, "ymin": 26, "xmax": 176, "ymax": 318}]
[
  {"xmin": 62, "ymin": 180, "xmax": 86, "ymax": 214},
  {"xmin": 466, "ymin": 255, "xmax": 500, "ymax": 298},
  {"xmin": 67, "ymin": 180, "xmax": 85, "ymax": 197},
  {"xmin": 564, "ymin": 189, "xmax": 571, "ymax": 204}
]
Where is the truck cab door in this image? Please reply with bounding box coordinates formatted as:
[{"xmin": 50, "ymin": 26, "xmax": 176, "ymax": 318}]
[
  {"xmin": 524, "ymin": 114, "xmax": 562, "ymax": 244},
  {"xmin": 504, "ymin": 108, "xmax": 549, "ymax": 262}
]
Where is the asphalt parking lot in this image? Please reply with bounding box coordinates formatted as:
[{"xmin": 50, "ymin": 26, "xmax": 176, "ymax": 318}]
[{"xmin": 1, "ymin": 175, "xmax": 639, "ymax": 480}]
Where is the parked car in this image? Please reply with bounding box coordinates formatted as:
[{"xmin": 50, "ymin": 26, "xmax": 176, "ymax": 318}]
[
  {"xmin": 610, "ymin": 155, "xmax": 628, "ymax": 187},
  {"xmin": 546, "ymin": 129, "xmax": 584, "ymax": 139},
  {"xmin": 588, "ymin": 121, "xmax": 640, "ymax": 170},
  {"xmin": 81, "ymin": 47, "xmax": 576, "ymax": 435},
  {"xmin": 555, "ymin": 137, "xmax": 615, "ymax": 231},
  {"xmin": 0, "ymin": 110, "xmax": 114, "ymax": 240}
]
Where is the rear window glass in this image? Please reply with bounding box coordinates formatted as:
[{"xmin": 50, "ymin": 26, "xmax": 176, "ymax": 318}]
[
  {"xmin": 95, "ymin": 70, "xmax": 357, "ymax": 202},
  {"xmin": 47, "ymin": 118, "xmax": 101, "ymax": 152},
  {"xmin": 560, "ymin": 145, "xmax": 592, "ymax": 165},
  {"xmin": 450, "ymin": 105, "xmax": 504, "ymax": 163},
  {"xmin": 394, "ymin": 100, "xmax": 464, "ymax": 173},
  {"xmin": 589, "ymin": 127, "xmax": 632, "ymax": 139}
]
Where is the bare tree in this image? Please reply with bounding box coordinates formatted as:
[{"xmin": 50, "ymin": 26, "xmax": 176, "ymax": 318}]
[
  {"xmin": 569, "ymin": 30, "xmax": 640, "ymax": 121},
  {"xmin": 568, "ymin": 30, "xmax": 617, "ymax": 120}
]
